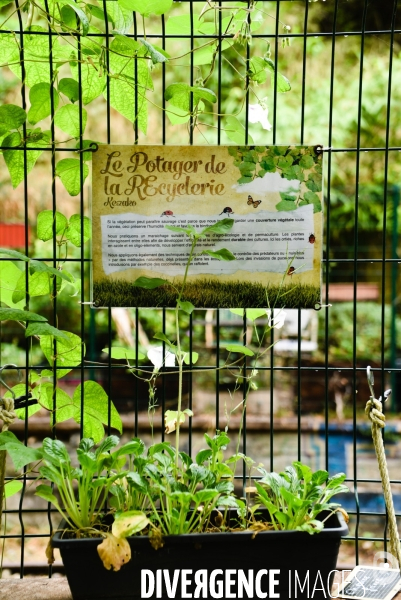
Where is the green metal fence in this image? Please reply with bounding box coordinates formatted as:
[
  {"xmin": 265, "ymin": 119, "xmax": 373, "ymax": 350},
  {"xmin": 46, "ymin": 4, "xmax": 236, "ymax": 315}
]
[{"xmin": 0, "ymin": 0, "xmax": 400, "ymax": 576}]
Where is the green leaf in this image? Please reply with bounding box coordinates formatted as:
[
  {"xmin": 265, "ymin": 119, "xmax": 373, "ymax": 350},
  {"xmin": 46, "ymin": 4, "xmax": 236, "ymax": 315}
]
[
  {"xmin": 40, "ymin": 331, "xmax": 83, "ymax": 377},
  {"xmin": 72, "ymin": 381, "xmax": 122, "ymax": 442},
  {"xmin": 58, "ymin": 78, "xmax": 80, "ymax": 103},
  {"xmin": 118, "ymin": 0, "xmax": 172, "ymax": 16},
  {"xmin": 303, "ymin": 191, "xmax": 322, "ymax": 213},
  {"xmin": 105, "ymin": 1, "xmax": 133, "ymax": 33},
  {"xmin": 102, "ymin": 346, "xmax": 145, "ymax": 360},
  {"xmin": 164, "ymin": 225, "xmax": 193, "ymax": 236},
  {"xmin": 65, "ymin": 214, "xmax": 91, "ymax": 246},
  {"xmin": 165, "ymin": 83, "xmax": 217, "ymax": 111},
  {"xmin": 86, "ymin": 4, "xmax": 107, "ymax": 20},
  {"xmin": 4, "ymin": 480, "xmax": 23, "ymax": 498},
  {"xmin": 153, "ymin": 332, "xmax": 176, "ymax": 351},
  {"xmin": 0, "ymin": 261, "xmax": 25, "ymax": 308},
  {"xmin": 54, "ymin": 104, "xmax": 87, "ymax": 138},
  {"xmin": 249, "ymin": 57, "xmax": 268, "ymax": 84},
  {"xmin": 29, "ymin": 260, "xmax": 73, "ymax": 283},
  {"xmin": 37, "ymin": 210, "xmax": 68, "ymax": 241},
  {"xmin": 183, "ymin": 351, "xmax": 199, "ymax": 365},
  {"xmin": 25, "ymin": 321, "xmax": 70, "ymax": 341},
  {"xmin": 0, "ymin": 248, "xmax": 29, "ymax": 262},
  {"xmin": 224, "ymin": 116, "xmax": 254, "ymax": 145},
  {"xmin": 0, "ymin": 432, "xmax": 42, "ymax": 470},
  {"xmin": 224, "ymin": 344, "xmax": 254, "ymax": 356},
  {"xmin": 63, "ymin": 0, "xmax": 90, "ymax": 35},
  {"xmin": 112, "ymin": 511, "xmax": 149, "ymax": 537},
  {"xmin": 177, "ymin": 300, "xmax": 194, "ymax": 314},
  {"xmin": 299, "ymin": 154, "xmax": 315, "ymax": 169},
  {"xmin": 0, "ymin": 308, "xmax": 47, "ymax": 322},
  {"xmin": 263, "ymin": 59, "xmax": 291, "ymax": 93},
  {"xmin": 3, "ymin": 131, "xmax": 49, "ymax": 189},
  {"xmin": 133, "ymin": 276, "xmax": 169, "ymax": 289},
  {"xmin": 56, "ymin": 158, "xmax": 89, "ymax": 196},
  {"xmin": 35, "ymin": 484, "xmax": 59, "ymax": 505},
  {"xmin": 139, "ymin": 38, "xmax": 168, "ymax": 64},
  {"xmin": 275, "ymin": 199, "xmax": 297, "ymax": 212},
  {"xmin": 27, "ymin": 84, "xmax": 59, "ymax": 125},
  {"xmin": 0, "ymin": 104, "xmax": 26, "ymax": 131},
  {"xmin": 70, "ymin": 57, "xmax": 106, "ymax": 105},
  {"xmin": 201, "ymin": 219, "xmax": 234, "ymax": 236},
  {"xmin": 165, "ymin": 105, "xmax": 191, "ymax": 125},
  {"xmin": 60, "ymin": 4, "xmax": 77, "ymax": 30},
  {"xmin": 204, "ymin": 249, "xmax": 236, "ymax": 261}
]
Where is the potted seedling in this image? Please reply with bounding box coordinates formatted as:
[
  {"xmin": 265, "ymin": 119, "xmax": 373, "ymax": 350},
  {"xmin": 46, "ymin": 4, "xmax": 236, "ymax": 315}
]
[{"xmin": 30, "ymin": 218, "xmax": 349, "ymax": 600}]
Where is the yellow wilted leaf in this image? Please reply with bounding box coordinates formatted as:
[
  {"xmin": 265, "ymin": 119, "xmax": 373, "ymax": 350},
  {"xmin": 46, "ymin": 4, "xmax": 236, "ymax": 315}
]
[
  {"xmin": 164, "ymin": 408, "xmax": 193, "ymax": 434},
  {"xmin": 97, "ymin": 533, "xmax": 131, "ymax": 571},
  {"xmin": 112, "ymin": 511, "xmax": 149, "ymax": 538},
  {"xmin": 46, "ymin": 538, "xmax": 55, "ymax": 565}
]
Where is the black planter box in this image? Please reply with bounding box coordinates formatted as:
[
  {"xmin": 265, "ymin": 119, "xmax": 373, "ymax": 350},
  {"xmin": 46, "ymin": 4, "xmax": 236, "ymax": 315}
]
[{"xmin": 52, "ymin": 511, "xmax": 348, "ymax": 600}]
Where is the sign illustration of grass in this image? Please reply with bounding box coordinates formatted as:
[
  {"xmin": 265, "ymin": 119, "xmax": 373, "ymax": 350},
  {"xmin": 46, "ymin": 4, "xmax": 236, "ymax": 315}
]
[{"xmin": 93, "ymin": 278, "xmax": 320, "ymax": 309}]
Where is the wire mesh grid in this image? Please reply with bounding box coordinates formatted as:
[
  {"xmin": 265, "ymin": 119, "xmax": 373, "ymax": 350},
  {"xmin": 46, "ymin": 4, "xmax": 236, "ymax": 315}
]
[{"xmin": 0, "ymin": 0, "xmax": 400, "ymax": 577}]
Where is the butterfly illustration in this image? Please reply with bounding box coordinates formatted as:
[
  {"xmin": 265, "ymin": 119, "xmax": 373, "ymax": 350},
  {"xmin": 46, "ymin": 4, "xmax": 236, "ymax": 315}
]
[{"xmin": 247, "ymin": 195, "xmax": 262, "ymax": 208}]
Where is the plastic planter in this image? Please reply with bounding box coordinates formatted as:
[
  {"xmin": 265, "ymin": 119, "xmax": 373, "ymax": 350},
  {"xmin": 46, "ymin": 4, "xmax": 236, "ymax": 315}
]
[{"xmin": 52, "ymin": 511, "xmax": 348, "ymax": 600}]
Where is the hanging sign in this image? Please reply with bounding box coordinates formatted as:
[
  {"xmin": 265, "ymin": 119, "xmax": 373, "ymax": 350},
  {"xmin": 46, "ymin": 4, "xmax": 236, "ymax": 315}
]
[{"xmin": 91, "ymin": 145, "xmax": 323, "ymax": 308}]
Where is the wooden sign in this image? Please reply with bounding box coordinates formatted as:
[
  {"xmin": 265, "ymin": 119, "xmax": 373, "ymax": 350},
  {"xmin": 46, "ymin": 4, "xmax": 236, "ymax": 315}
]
[{"xmin": 91, "ymin": 145, "xmax": 323, "ymax": 308}]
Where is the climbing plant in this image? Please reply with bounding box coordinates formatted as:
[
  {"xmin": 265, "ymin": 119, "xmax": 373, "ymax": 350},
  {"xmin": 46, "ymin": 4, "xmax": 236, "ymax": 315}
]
[{"xmin": 0, "ymin": 0, "xmax": 296, "ymax": 196}]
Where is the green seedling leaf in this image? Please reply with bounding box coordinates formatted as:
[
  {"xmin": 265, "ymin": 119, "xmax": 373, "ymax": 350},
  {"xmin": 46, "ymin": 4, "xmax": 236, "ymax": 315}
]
[
  {"xmin": 312, "ymin": 470, "xmax": 329, "ymax": 485},
  {"xmin": 37, "ymin": 210, "xmax": 68, "ymax": 241},
  {"xmin": 204, "ymin": 249, "xmax": 236, "ymax": 261},
  {"xmin": 0, "ymin": 308, "xmax": 47, "ymax": 322},
  {"xmin": 118, "ymin": 0, "xmax": 172, "ymax": 16},
  {"xmin": 35, "ymin": 484, "xmax": 59, "ymax": 505},
  {"xmin": 201, "ymin": 219, "xmax": 234, "ymax": 236},
  {"xmin": 177, "ymin": 300, "xmax": 194, "ymax": 314},
  {"xmin": 133, "ymin": 276, "xmax": 169, "ymax": 289},
  {"xmin": 196, "ymin": 449, "xmax": 212, "ymax": 465},
  {"xmin": 165, "ymin": 225, "xmax": 194, "ymax": 236},
  {"xmin": 153, "ymin": 332, "xmax": 176, "ymax": 351},
  {"xmin": 102, "ymin": 346, "xmax": 145, "ymax": 360},
  {"xmin": 58, "ymin": 78, "xmax": 80, "ymax": 103},
  {"xmin": 224, "ymin": 344, "xmax": 254, "ymax": 356},
  {"xmin": 54, "ymin": 104, "xmax": 87, "ymax": 138},
  {"xmin": 64, "ymin": 214, "xmax": 91, "ymax": 246},
  {"xmin": 27, "ymin": 83, "xmax": 59, "ymax": 125},
  {"xmin": 42, "ymin": 437, "xmax": 70, "ymax": 465},
  {"xmin": 56, "ymin": 159, "xmax": 89, "ymax": 196},
  {"xmin": 183, "ymin": 352, "xmax": 199, "ymax": 365},
  {"xmin": 4, "ymin": 480, "xmax": 23, "ymax": 498}
]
